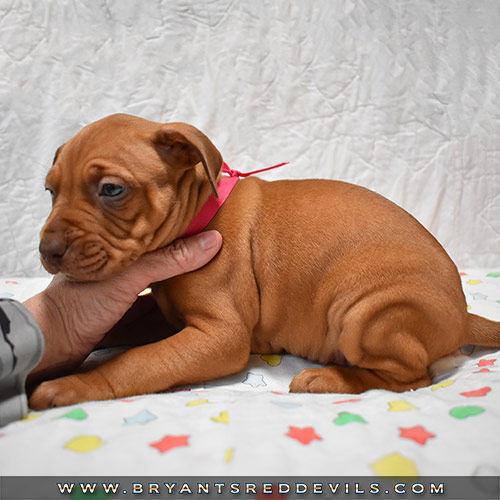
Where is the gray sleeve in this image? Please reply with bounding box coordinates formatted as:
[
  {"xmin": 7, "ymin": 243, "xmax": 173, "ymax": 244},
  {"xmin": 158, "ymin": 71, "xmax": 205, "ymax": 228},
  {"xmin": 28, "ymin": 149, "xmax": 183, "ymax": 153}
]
[{"xmin": 0, "ymin": 299, "xmax": 44, "ymax": 426}]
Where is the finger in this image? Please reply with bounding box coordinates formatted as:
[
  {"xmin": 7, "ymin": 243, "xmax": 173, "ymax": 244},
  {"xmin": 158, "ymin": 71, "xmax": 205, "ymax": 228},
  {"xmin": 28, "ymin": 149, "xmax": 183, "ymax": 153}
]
[
  {"xmin": 124, "ymin": 230, "xmax": 223, "ymax": 287},
  {"xmin": 163, "ymin": 231, "xmax": 223, "ymax": 276}
]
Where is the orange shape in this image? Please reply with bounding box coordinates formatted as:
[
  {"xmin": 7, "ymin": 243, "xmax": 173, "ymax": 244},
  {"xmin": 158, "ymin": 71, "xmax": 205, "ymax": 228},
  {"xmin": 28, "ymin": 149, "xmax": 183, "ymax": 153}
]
[
  {"xmin": 285, "ymin": 426, "xmax": 322, "ymax": 445},
  {"xmin": 399, "ymin": 425, "xmax": 435, "ymax": 445},
  {"xmin": 478, "ymin": 359, "xmax": 496, "ymax": 367},
  {"xmin": 460, "ymin": 387, "xmax": 491, "ymax": 398},
  {"xmin": 475, "ymin": 368, "xmax": 491, "ymax": 373},
  {"xmin": 150, "ymin": 435, "xmax": 189, "ymax": 453}
]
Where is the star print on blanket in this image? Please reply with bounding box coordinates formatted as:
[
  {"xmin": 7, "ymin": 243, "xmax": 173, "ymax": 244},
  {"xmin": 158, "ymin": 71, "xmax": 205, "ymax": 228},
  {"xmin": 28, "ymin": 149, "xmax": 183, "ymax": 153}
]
[{"xmin": 0, "ymin": 272, "xmax": 499, "ymax": 475}]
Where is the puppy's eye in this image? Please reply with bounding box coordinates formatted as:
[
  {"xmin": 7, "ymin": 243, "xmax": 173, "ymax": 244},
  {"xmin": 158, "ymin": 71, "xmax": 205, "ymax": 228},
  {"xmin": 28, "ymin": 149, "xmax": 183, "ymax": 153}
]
[
  {"xmin": 45, "ymin": 187, "xmax": 55, "ymax": 199},
  {"xmin": 100, "ymin": 184, "xmax": 125, "ymax": 198}
]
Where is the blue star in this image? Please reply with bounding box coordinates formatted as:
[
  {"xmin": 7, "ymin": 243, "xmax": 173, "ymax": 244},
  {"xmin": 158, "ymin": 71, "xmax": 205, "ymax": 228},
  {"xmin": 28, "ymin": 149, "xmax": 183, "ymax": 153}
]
[
  {"xmin": 272, "ymin": 402, "xmax": 302, "ymax": 409},
  {"xmin": 124, "ymin": 409, "xmax": 157, "ymax": 425},
  {"xmin": 242, "ymin": 372, "xmax": 267, "ymax": 388},
  {"xmin": 472, "ymin": 292, "xmax": 488, "ymax": 300}
]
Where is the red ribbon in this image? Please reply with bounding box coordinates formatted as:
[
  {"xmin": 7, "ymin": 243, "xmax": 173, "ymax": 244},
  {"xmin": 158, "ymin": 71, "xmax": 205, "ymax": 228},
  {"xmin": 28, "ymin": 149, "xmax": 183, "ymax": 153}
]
[
  {"xmin": 181, "ymin": 161, "xmax": 289, "ymax": 238},
  {"xmin": 222, "ymin": 162, "xmax": 289, "ymax": 178}
]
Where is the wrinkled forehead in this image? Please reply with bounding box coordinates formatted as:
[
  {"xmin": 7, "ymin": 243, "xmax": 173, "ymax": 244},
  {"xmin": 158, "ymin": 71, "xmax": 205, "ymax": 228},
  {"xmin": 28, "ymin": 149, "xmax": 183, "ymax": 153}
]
[{"xmin": 46, "ymin": 115, "xmax": 161, "ymax": 184}]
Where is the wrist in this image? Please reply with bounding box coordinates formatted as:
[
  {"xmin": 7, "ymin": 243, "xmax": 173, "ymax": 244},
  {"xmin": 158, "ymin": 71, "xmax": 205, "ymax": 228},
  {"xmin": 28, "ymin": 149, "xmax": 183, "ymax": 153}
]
[{"xmin": 23, "ymin": 292, "xmax": 75, "ymax": 379}]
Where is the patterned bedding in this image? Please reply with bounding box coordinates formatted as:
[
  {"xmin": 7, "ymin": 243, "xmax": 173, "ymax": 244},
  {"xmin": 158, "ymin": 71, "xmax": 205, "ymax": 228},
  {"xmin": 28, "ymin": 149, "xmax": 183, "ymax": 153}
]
[
  {"xmin": 1, "ymin": 0, "xmax": 500, "ymax": 484},
  {"xmin": 0, "ymin": 273, "xmax": 499, "ymax": 476}
]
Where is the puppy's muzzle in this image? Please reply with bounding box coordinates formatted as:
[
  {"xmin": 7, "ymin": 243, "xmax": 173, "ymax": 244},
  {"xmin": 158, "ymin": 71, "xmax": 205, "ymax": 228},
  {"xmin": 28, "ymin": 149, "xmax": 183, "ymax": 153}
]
[
  {"xmin": 39, "ymin": 230, "xmax": 68, "ymax": 270},
  {"xmin": 39, "ymin": 223, "xmax": 111, "ymax": 280}
]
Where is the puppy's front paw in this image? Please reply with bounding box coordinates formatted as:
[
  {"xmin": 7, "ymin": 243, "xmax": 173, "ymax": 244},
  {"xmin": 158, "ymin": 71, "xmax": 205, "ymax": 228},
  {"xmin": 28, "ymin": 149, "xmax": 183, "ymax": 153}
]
[{"xmin": 29, "ymin": 374, "xmax": 105, "ymax": 410}]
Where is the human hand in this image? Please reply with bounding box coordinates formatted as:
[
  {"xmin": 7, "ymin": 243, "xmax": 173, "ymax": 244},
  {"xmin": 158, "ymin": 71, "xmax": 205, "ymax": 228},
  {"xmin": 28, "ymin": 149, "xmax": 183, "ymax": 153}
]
[{"xmin": 24, "ymin": 231, "xmax": 222, "ymax": 381}]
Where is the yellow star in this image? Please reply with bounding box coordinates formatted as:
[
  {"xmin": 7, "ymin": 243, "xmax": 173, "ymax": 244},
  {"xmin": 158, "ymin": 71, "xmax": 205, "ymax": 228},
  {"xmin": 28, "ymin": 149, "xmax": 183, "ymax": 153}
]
[
  {"xmin": 388, "ymin": 400, "xmax": 417, "ymax": 412},
  {"xmin": 186, "ymin": 399, "xmax": 209, "ymax": 407},
  {"xmin": 211, "ymin": 411, "xmax": 230, "ymax": 424},
  {"xmin": 431, "ymin": 379, "xmax": 455, "ymax": 391},
  {"xmin": 261, "ymin": 354, "xmax": 282, "ymax": 366}
]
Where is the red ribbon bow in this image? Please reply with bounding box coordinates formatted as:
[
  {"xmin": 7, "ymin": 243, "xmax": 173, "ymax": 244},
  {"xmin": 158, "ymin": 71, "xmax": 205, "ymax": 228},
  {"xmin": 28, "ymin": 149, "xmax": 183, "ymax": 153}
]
[{"xmin": 222, "ymin": 162, "xmax": 289, "ymax": 178}]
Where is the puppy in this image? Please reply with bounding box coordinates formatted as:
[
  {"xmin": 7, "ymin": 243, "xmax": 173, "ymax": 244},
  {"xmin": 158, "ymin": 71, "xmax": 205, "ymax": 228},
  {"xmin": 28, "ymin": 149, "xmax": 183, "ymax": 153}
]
[{"xmin": 30, "ymin": 114, "xmax": 500, "ymax": 408}]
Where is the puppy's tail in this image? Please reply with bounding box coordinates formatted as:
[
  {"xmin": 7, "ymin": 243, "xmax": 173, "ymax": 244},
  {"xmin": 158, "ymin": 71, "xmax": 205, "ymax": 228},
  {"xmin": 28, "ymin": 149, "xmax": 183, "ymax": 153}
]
[{"xmin": 466, "ymin": 313, "xmax": 500, "ymax": 347}]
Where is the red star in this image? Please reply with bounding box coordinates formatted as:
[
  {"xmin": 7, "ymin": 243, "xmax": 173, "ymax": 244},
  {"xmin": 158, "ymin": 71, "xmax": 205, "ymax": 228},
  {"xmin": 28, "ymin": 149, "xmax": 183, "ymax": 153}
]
[
  {"xmin": 150, "ymin": 434, "xmax": 189, "ymax": 453},
  {"xmin": 478, "ymin": 359, "xmax": 496, "ymax": 367},
  {"xmin": 475, "ymin": 368, "xmax": 491, "ymax": 373},
  {"xmin": 399, "ymin": 425, "xmax": 435, "ymax": 446},
  {"xmin": 332, "ymin": 398, "xmax": 362, "ymax": 405},
  {"xmin": 286, "ymin": 426, "xmax": 322, "ymax": 445},
  {"xmin": 460, "ymin": 387, "xmax": 491, "ymax": 398}
]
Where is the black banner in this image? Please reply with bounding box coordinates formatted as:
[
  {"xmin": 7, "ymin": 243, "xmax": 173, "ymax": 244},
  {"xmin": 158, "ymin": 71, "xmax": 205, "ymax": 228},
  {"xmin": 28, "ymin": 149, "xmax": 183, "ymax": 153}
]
[{"xmin": 0, "ymin": 476, "xmax": 498, "ymax": 500}]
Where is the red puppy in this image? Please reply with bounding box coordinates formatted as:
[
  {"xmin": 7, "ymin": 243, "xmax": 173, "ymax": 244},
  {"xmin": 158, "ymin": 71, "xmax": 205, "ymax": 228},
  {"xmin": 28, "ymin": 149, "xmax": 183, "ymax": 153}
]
[{"xmin": 30, "ymin": 114, "xmax": 500, "ymax": 408}]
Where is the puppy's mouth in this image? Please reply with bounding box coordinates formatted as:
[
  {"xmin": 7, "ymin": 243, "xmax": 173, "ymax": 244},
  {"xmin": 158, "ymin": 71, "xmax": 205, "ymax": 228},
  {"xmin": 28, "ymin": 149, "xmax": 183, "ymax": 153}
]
[
  {"xmin": 40, "ymin": 236, "xmax": 136, "ymax": 282},
  {"xmin": 68, "ymin": 244, "xmax": 110, "ymax": 281}
]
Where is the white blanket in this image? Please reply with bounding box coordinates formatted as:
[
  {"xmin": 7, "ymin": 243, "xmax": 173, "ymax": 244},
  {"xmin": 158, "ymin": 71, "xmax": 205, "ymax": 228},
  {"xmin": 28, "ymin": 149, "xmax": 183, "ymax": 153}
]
[{"xmin": 0, "ymin": 273, "xmax": 499, "ymax": 476}]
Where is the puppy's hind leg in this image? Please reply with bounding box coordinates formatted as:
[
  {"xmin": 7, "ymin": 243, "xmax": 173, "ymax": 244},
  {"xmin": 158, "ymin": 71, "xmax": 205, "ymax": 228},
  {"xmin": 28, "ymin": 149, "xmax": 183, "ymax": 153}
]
[
  {"xmin": 290, "ymin": 302, "xmax": 436, "ymax": 394},
  {"xmin": 289, "ymin": 364, "xmax": 431, "ymax": 394}
]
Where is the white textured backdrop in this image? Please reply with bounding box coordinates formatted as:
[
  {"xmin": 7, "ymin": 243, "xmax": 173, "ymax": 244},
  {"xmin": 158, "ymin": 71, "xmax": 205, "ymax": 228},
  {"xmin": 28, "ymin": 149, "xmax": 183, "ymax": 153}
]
[{"xmin": 1, "ymin": 0, "xmax": 499, "ymax": 275}]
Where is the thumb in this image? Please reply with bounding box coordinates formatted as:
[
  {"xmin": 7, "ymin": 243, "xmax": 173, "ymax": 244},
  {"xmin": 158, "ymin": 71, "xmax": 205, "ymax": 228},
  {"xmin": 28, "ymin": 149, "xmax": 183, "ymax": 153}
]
[{"xmin": 126, "ymin": 231, "xmax": 223, "ymax": 288}]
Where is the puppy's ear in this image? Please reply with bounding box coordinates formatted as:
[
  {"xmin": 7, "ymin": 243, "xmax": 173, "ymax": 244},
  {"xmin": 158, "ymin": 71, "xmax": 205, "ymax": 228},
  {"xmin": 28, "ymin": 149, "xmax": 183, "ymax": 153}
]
[
  {"xmin": 154, "ymin": 123, "xmax": 222, "ymax": 198},
  {"xmin": 52, "ymin": 143, "xmax": 66, "ymax": 165}
]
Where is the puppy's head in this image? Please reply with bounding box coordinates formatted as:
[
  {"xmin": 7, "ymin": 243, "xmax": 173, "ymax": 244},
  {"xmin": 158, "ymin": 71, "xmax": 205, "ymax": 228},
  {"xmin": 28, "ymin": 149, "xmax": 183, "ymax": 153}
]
[{"xmin": 40, "ymin": 114, "xmax": 222, "ymax": 281}]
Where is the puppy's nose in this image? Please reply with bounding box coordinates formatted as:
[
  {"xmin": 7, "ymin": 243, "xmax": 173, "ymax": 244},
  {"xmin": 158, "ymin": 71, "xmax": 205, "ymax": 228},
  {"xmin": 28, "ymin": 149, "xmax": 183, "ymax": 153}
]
[{"xmin": 39, "ymin": 235, "xmax": 68, "ymax": 266}]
